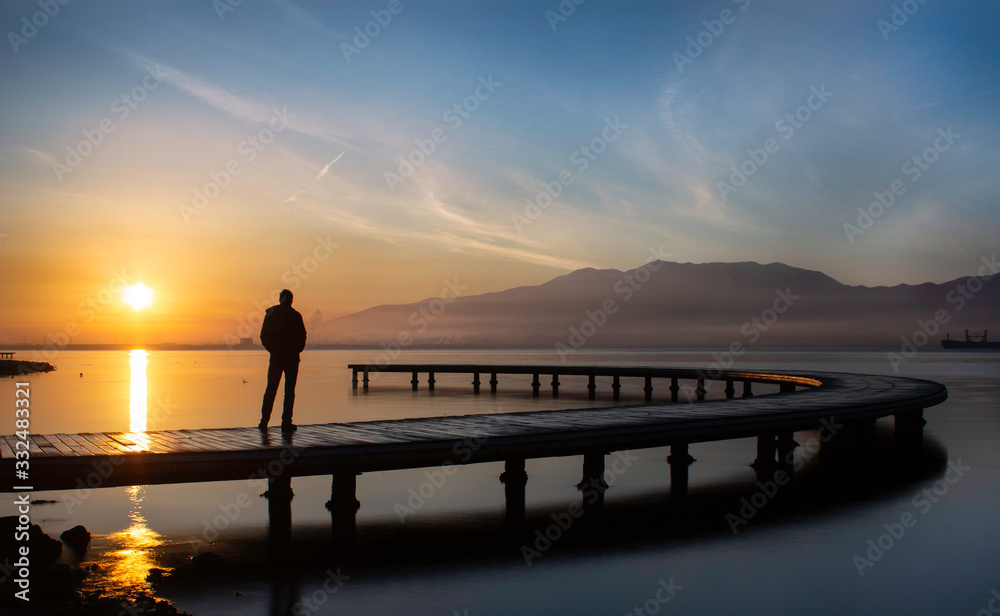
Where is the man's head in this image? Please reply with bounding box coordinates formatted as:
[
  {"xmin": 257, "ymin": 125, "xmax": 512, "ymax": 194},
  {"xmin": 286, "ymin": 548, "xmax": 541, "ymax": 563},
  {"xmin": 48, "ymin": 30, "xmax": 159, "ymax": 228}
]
[{"xmin": 279, "ymin": 289, "xmax": 293, "ymax": 305}]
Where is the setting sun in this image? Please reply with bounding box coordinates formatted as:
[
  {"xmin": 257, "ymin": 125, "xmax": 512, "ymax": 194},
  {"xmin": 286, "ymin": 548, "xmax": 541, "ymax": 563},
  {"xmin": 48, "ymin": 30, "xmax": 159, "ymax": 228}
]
[{"xmin": 123, "ymin": 283, "xmax": 154, "ymax": 311}]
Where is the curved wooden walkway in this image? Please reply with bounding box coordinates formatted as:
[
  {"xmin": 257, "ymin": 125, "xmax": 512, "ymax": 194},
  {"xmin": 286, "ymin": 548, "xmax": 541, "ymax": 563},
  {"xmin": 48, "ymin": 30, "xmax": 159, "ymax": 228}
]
[{"xmin": 1, "ymin": 366, "xmax": 945, "ymax": 497}]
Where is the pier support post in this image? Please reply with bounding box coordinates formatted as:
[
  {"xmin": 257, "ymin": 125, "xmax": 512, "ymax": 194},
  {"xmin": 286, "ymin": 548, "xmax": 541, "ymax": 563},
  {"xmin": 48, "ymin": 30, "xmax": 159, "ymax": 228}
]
[
  {"xmin": 850, "ymin": 417, "xmax": 876, "ymax": 448},
  {"xmin": 265, "ymin": 475, "xmax": 293, "ymax": 545},
  {"xmin": 853, "ymin": 417, "xmax": 877, "ymax": 468},
  {"xmin": 265, "ymin": 475, "xmax": 296, "ymax": 605},
  {"xmin": 725, "ymin": 380, "xmax": 735, "ymax": 399},
  {"xmin": 752, "ymin": 434, "xmax": 777, "ymax": 469},
  {"xmin": 411, "ymin": 371, "xmax": 419, "ymax": 391},
  {"xmin": 577, "ymin": 451, "xmax": 608, "ymax": 515},
  {"xmin": 551, "ymin": 374, "xmax": 560, "ymax": 398},
  {"xmin": 776, "ymin": 431, "xmax": 798, "ymax": 468},
  {"xmin": 668, "ymin": 443, "xmax": 695, "ymax": 506},
  {"xmin": 669, "ymin": 378, "xmax": 679, "ymax": 403},
  {"xmin": 894, "ymin": 410, "xmax": 925, "ymax": 438},
  {"xmin": 695, "ymin": 378, "xmax": 707, "ymax": 401},
  {"xmin": 500, "ymin": 458, "xmax": 528, "ymax": 528},
  {"xmin": 427, "ymin": 372, "xmax": 435, "ymax": 392},
  {"xmin": 362, "ymin": 369, "xmax": 370, "ymax": 391},
  {"xmin": 742, "ymin": 381, "xmax": 753, "ymax": 398},
  {"xmin": 472, "ymin": 372, "xmax": 481, "ymax": 395},
  {"xmin": 531, "ymin": 374, "xmax": 540, "ymax": 397},
  {"xmin": 612, "ymin": 376, "xmax": 621, "ymax": 401},
  {"xmin": 895, "ymin": 410, "xmax": 925, "ymax": 457},
  {"xmin": 644, "ymin": 377, "xmax": 653, "ymax": 402},
  {"xmin": 490, "ymin": 372, "xmax": 498, "ymax": 394},
  {"xmin": 326, "ymin": 470, "xmax": 360, "ymax": 556},
  {"xmin": 351, "ymin": 369, "xmax": 358, "ymax": 390},
  {"xmin": 587, "ymin": 375, "xmax": 597, "ymax": 400}
]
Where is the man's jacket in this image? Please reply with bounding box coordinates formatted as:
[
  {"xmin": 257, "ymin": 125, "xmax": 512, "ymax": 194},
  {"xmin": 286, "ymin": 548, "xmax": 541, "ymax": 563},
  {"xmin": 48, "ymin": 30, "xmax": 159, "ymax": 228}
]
[{"xmin": 259, "ymin": 303, "xmax": 307, "ymax": 362}]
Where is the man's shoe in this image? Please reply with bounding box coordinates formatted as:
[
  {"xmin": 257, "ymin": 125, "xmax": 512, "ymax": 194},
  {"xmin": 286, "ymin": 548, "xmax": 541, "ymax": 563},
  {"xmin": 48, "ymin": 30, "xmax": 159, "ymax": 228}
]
[{"xmin": 281, "ymin": 423, "xmax": 297, "ymax": 433}]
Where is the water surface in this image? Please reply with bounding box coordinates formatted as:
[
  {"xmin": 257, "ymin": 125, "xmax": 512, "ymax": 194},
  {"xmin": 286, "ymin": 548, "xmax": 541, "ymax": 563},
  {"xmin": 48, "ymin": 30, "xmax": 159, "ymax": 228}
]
[{"xmin": 2, "ymin": 349, "xmax": 998, "ymax": 615}]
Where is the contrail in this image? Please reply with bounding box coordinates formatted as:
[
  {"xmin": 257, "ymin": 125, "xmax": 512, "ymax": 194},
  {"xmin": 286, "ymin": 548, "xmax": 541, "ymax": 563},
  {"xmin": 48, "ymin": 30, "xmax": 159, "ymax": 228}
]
[
  {"xmin": 283, "ymin": 190, "xmax": 306, "ymax": 203},
  {"xmin": 282, "ymin": 149, "xmax": 349, "ymax": 203},
  {"xmin": 315, "ymin": 149, "xmax": 348, "ymax": 180}
]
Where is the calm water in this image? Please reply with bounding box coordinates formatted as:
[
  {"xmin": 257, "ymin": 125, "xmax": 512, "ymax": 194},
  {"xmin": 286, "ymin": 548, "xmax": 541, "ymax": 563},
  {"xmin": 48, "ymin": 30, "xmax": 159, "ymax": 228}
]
[{"xmin": 3, "ymin": 349, "xmax": 1000, "ymax": 615}]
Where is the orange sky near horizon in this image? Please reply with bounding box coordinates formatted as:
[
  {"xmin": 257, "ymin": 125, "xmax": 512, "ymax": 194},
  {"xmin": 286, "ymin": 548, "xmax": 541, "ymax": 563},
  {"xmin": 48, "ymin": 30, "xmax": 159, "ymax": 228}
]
[{"xmin": 1, "ymin": 214, "xmax": 573, "ymax": 345}]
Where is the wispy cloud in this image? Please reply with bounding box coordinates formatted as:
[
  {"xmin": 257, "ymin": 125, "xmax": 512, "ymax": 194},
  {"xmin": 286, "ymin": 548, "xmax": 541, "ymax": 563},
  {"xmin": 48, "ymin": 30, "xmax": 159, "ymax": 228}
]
[
  {"xmin": 315, "ymin": 150, "xmax": 348, "ymax": 180},
  {"xmin": 283, "ymin": 190, "xmax": 307, "ymax": 203},
  {"xmin": 17, "ymin": 146, "xmax": 57, "ymax": 166},
  {"xmin": 283, "ymin": 150, "xmax": 350, "ymax": 202}
]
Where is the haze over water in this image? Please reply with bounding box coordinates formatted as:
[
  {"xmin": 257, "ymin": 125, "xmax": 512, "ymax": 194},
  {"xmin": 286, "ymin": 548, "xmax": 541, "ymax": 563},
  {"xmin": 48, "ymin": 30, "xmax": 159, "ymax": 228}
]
[{"xmin": 2, "ymin": 349, "xmax": 998, "ymax": 615}]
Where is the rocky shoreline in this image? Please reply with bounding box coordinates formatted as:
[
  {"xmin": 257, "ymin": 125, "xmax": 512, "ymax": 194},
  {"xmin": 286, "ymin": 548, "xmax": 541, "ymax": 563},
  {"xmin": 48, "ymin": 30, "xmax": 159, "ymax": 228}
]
[
  {"xmin": 0, "ymin": 359, "xmax": 55, "ymax": 377},
  {"xmin": 0, "ymin": 517, "xmax": 190, "ymax": 616}
]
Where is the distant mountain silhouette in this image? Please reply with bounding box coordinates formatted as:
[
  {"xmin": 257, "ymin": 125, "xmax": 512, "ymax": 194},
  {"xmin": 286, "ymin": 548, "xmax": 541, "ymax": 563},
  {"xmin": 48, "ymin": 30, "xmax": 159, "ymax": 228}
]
[{"xmin": 312, "ymin": 261, "xmax": 999, "ymax": 349}]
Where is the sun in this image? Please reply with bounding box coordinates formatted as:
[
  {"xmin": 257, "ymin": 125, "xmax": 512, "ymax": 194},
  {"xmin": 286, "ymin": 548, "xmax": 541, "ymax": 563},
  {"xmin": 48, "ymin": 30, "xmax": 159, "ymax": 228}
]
[{"xmin": 123, "ymin": 283, "xmax": 154, "ymax": 311}]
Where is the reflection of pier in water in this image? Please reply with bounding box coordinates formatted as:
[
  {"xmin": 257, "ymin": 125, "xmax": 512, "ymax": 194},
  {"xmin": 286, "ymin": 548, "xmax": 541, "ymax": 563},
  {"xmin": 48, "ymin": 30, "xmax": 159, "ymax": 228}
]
[{"xmin": 1, "ymin": 365, "xmax": 946, "ymax": 553}]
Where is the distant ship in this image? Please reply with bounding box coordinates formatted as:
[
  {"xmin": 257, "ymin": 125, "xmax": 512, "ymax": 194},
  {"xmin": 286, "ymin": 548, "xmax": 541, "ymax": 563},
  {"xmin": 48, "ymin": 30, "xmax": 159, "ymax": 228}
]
[{"xmin": 941, "ymin": 330, "xmax": 1000, "ymax": 350}]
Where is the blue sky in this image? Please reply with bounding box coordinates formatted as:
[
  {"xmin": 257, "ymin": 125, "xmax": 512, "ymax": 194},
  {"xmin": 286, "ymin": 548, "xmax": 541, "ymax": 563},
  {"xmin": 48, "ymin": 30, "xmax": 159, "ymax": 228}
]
[{"xmin": 1, "ymin": 0, "xmax": 998, "ymax": 341}]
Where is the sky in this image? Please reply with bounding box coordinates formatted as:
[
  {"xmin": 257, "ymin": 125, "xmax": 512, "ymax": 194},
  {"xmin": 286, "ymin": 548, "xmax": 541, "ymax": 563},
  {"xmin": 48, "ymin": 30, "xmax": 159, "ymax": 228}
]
[{"xmin": 1, "ymin": 0, "xmax": 998, "ymax": 345}]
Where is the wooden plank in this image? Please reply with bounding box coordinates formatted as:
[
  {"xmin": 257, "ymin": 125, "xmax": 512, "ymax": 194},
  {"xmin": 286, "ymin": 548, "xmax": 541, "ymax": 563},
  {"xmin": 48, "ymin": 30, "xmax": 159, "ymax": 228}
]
[
  {"xmin": 89, "ymin": 433, "xmax": 142, "ymax": 455},
  {"xmin": 74, "ymin": 433, "xmax": 123, "ymax": 456},
  {"xmin": 173, "ymin": 430, "xmax": 248, "ymax": 452},
  {"xmin": 381, "ymin": 421, "xmax": 470, "ymax": 443},
  {"xmin": 192, "ymin": 428, "xmax": 260, "ymax": 450},
  {"xmin": 158, "ymin": 430, "xmax": 226, "ymax": 451},
  {"xmin": 0, "ymin": 438, "xmax": 14, "ymax": 460},
  {"xmin": 414, "ymin": 417, "xmax": 497, "ymax": 440},
  {"xmin": 206, "ymin": 427, "xmax": 270, "ymax": 446},
  {"xmin": 184, "ymin": 428, "xmax": 261, "ymax": 449},
  {"xmin": 24, "ymin": 436, "xmax": 49, "ymax": 458},
  {"xmin": 4, "ymin": 435, "xmax": 38, "ymax": 457},
  {"xmin": 104, "ymin": 432, "xmax": 141, "ymax": 447},
  {"xmin": 144, "ymin": 431, "xmax": 200, "ymax": 452},
  {"xmin": 333, "ymin": 423, "xmax": 414, "ymax": 444},
  {"xmin": 307, "ymin": 424, "xmax": 389, "ymax": 446},
  {"xmin": 31, "ymin": 434, "xmax": 54, "ymax": 447},
  {"xmin": 161, "ymin": 433, "xmax": 229, "ymax": 452},
  {"xmin": 50, "ymin": 434, "xmax": 91, "ymax": 457},
  {"xmin": 45, "ymin": 435, "xmax": 81, "ymax": 457},
  {"xmin": 103, "ymin": 433, "xmax": 150, "ymax": 453},
  {"xmin": 47, "ymin": 434, "xmax": 102, "ymax": 457},
  {"xmin": 136, "ymin": 431, "xmax": 195, "ymax": 454}
]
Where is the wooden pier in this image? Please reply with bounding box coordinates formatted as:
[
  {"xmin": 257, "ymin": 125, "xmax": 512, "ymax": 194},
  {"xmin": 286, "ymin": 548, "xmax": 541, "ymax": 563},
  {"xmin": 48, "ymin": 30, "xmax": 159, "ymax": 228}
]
[
  {"xmin": 1, "ymin": 365, "xmax": 946, "ymax": 540},
  {"xmin": 347, "ymin": 363, "xmax": 824, "ymax": 401}
]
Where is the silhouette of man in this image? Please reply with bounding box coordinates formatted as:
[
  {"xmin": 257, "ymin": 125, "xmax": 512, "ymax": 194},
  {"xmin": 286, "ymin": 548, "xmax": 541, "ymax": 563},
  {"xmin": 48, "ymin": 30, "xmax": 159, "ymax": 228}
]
[{"xmin": 259, "ymin": 289, "xmax": 307, "ymax": 432}]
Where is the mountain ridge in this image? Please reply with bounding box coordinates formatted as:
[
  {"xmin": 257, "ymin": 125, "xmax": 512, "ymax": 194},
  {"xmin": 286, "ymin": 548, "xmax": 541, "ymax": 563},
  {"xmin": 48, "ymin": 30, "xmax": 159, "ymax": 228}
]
[{"xmin": 311, "ymin": 260, "xmax": 998, "ymax": 349}]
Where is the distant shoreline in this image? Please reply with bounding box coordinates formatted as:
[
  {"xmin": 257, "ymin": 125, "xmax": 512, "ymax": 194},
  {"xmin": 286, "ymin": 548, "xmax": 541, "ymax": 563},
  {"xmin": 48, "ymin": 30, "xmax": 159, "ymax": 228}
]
[{"xmin": 0, "ymin": 343, "xmax": 989, "ymax": 354}]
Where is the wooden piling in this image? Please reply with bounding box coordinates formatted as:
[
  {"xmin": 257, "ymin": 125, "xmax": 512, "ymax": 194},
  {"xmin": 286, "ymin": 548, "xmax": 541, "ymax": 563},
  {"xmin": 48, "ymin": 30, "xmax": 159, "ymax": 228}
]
[
  {"xmin": 499, "ymin": 457, "xmax": 528, "ymax": 527},
  {"xmin": 668, "ymin": 443, "xmax": 694, "ymax": 506}
]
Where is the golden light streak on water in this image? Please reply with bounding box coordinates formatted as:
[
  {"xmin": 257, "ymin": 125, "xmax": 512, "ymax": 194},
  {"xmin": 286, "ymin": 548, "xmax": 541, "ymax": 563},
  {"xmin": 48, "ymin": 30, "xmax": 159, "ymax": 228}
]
[
  {"xmin": 128, "ymin": 349, "xmax": 151, "ymax": 451},
  {"xmin": 102, "ymin": 485, "xmax": 164, "ymax": 595}
]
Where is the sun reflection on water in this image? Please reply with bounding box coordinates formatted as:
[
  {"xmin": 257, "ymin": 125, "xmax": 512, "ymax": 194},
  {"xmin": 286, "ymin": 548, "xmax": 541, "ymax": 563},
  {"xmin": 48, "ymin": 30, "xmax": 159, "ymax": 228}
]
[
  {"xmin": 127, "ymin": 349, "xmax": 151, "ymax": 451},
  {"xmin": 93, "ymin": 351, "xmax": 163, "ymax": 594},
  {"xmin": 102, "ymin": 485, "xmax": 164, "ymax": 595}
]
